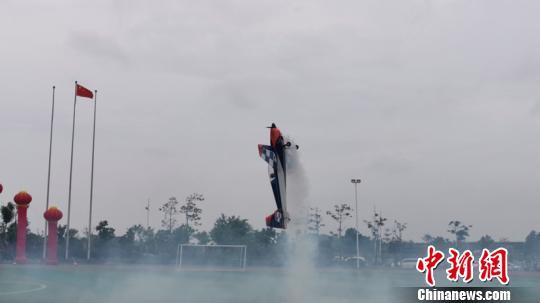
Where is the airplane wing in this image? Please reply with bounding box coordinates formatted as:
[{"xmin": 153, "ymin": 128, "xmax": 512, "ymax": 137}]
[
  {"xmin": 258, "ymin": 144, "xmax": 287, "ymax": 228},
  {"xmin": 258, "ymin": 144, "xmax": 276, "ymax": 166},
  {"xmin": 258, "ymin": 145, "xmax": 282, "ymax": 210}
]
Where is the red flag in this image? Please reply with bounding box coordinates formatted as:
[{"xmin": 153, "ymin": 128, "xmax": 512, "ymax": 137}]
[{"xmin": 76, "ymin": 84, "xmax": 94, "ymax": 99}]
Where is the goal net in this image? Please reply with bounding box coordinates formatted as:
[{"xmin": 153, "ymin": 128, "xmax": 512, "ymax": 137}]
[{"xmin": 176, "ymin": 244, "xmax": 247, "ymax": 271}]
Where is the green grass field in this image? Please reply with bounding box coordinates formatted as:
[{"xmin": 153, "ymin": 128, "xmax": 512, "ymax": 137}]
[{"xmin": 0, "ymin": 265, "xmax": 538, "ymax": 303}]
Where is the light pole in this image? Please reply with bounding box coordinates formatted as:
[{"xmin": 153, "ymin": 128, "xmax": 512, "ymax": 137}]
[
  {"xmin": 351, "ymin": 178, "xmax": 361, "ymax": 269},
  {"xmin": 145, "ymin": 199, "xmax": 150, "ymax": 229}
]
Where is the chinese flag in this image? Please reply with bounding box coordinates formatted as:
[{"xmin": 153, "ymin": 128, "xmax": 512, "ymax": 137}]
[{"xmin": 76, "ymin": 84, "xmax": 94, "ymax": 99}]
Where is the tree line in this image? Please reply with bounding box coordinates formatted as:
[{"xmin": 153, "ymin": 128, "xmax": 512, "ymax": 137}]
[{"xmin": 1, "ymin": 194, "xmax": 539, "ymax": 270}]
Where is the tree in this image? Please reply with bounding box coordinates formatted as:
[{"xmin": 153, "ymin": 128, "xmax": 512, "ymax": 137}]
[
  {"xmin": 140, "ymin": 227, "xmax": 156, "ymax": 255},
  {"xmin": 96, "ymin": 220, "xmax": 115, "ymax": 241},
  {"xmin": 26, "ymin": 230, "xmax": 44, "ymax": 259},
  {"xmin": 525, "ymin": 231, "xmax": 539, "ymax": 252},
  {"xmin": 6, "ymin": 222, "xmax": 17, "ymax": 246},
  {"xmin": 387, "ymin": 220, "xmax": 408, "ymax": 263},
  {"xmin": 120, "ymin": 224, "xmax": 148, "ymax": 247},
  {"xmin": 524, "ymin": 231, "xmax": 540, "ymax": 269},
  {"xmin": 447, "ymin": 221, "xmax": 472, "ymax": 246},
  {"xmin": 422, "ymin": 234, "xmax": 434, "ymax": 243},
  {"xmin": 193, "ymin": 231, "xmax": 211, "ymax": 245},
  {"xmin": 326, "ymin": 204, "xmax": 352, "ymax": 260},
  {"xmin": 251, "ymin": 228, "xmax": 278, "ymax": 248},
  {"xmin": 382, "ymin": 228, "xmax": 393, "ymax": 243},
  {"xmin": 248, "ymin": 228, "xmax": 282, "ymax": 266},
  {"xmin": 180, "ymin": 193, "xmax": 204, "ymax": 228},
  {"xmin": 122, "ymin": 224, "xmax": 145, "ymax": 243},
  {"xmin": 172, "ymin": 224, "xmax": 195, "ymax": 245},
  {"xmin": 326, "ymin": 204, "xmax": 352, "ymax": 239},
  {"xmin": 431, "ymin": 236, "xmax": 452, "ymax": 250},
  {"xmin": 210, "ymin": 214, "xmax": 252, "ymax": 245},
  {"xmin": 392, "ymin": 220, "xmax": 407, "ymax": 242},
  {"xmin": 92, "ymin": 221, "xmax": 117, "ymax": 260},
  {"xmin": 308, "ymin": 207, "xmax": 324, "ymax": 235},
  {"xmin": 364, "ymin": 210, "xmax": 387, "ymax": 264},
  {"xmin": 342, "ymin": 228, "xmax": 370, "ymax": 258},
  {"xmin": 478, "ymin": 235, "xmax": 495, "ymax": 250},
  {"xmin": 160, "ymin": 197, "xmax": 179, "ymax": 233},
  {"xmin": 55, "ymin": 225, "xmax": 82, "ymax": 259},
  {"xmin": 154, "ymin": 229, "xmax": 174, "ymax": 258},
  {"xmin": 364, "ymin": 211, "xmax": 387, "ymax": 242},
  {"xmin": 0, "ymin": 202, "xmax": 15, "ymax": 247},
  {"xmin": 1, "ymin": 202, "xmax": 15, "ymax": 227},
  {"xmin": 58, "ymin": 225, "xmax": 79, "ymax": 242},
  {"xmin": 422, "ymin": 234, "xmax": 452, "ymax": 251},
  {"xmin": 119, "ymin": 224, "xmax": 147, "ymax": 259}
]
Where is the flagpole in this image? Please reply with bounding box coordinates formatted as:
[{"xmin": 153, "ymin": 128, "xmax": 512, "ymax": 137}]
[
  {"xmin": 43, "ymin": 85, "xmax": 56, "ymax": 260},
  {"xmin": 87, "ymin": 90, "xmax": 97, "ymax": 261},
  {"xmin": 65, "ymin": 81, "xmax": 78, "ymax": 261}
]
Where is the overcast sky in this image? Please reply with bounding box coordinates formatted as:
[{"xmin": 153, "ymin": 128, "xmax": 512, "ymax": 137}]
[{"xmin": 1, "ymin": 0, "xmax": 540, "ymax": 241}]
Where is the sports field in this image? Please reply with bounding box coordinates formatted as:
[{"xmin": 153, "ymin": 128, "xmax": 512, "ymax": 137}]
[{"xmin": 0, "ymin": 265, "xmax": 538, "ymax": 303}]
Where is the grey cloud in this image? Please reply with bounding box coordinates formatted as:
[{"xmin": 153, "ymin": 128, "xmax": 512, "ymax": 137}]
[
  {"xmin": 1, "ymin": 0, "xmax": 540, "ymax": 242},
  {"xmin": 68, "ymin": 31, "xmax": 130, "ymax": 66}
]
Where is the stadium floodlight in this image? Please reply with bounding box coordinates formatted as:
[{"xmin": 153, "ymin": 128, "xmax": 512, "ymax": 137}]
[
  {"xmin": 351, "ymin": 178, "xmax": 361, "ymax": 269},
  {"xmin": 177, "ymin": 244, "xmax": 247, "ymax": 271}
]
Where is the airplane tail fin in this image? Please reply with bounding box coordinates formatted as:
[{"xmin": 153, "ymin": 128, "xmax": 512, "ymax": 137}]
[
  {"xmin": 258, "ymin": 144, "xmax": 276, "ymax": 165},
  {"xmin": 265, "ymin": 210, "xmax": 286, "ymax": 229}
]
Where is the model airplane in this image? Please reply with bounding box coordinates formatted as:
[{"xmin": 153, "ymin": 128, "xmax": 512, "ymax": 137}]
[{"xmin": 258, "ymin": 123, "xmax": 298, "ymax": 229}]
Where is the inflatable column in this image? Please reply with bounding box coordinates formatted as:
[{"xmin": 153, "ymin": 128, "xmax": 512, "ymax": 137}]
[
  {"xmin": 43, "ymin": 207, "xmax": 63, "ymax": 265},
  {"xmin": 14, "ymin": 191, "xmax": 32, "ymax": 264}
]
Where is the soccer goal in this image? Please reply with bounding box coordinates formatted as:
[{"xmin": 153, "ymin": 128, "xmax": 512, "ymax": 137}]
[{"xmin": 176, "ymin": 244, "xmax": 247, "ymax": 271}]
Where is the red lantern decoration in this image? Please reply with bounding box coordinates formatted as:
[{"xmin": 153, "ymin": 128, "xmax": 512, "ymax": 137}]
[
  {"xmin": 13, "ymin": 191, "xmax": 32, "ymax": 264},
  {"xmin": 43, "ymin": 207, "xmax": 63, "ymax": 265},
  {"xmin": 44, "ymin": 207, "xmax": 63, "ymax": 222},
  {"xmin": 14, "ymin": 191, "xmax": 32, "ymax": 206}
]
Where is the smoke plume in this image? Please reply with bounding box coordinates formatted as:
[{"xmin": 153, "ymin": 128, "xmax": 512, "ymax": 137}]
[{"xmin": 283, "ymin": 137, "xmax": 318, "ymax": 302}]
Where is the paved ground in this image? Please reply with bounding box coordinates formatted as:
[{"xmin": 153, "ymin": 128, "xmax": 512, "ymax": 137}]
[{"xmin": 0, "ymin": 265, "xmax": 538, "ymax": 303}]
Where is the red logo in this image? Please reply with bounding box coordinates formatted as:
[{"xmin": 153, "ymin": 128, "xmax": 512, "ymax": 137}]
[
  {"xmin": 416, "ymin": 246, "xmax": 509, "ymax": 286},
  {"xmin": 446, "ymin": 248, "xmax": 474, "ymax": 283},
  {"xmin": 479, "ymin": 248, "xmax": 509, "ymax": 285},
  {"xmin": 416, "ymin": 245, "xmax": 445, "ymax": 287}
]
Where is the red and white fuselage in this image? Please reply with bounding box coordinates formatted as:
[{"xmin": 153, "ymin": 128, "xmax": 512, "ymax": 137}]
[{"xmin": 258, "ymin": 123, "xmax": 298, "ymax": 229}]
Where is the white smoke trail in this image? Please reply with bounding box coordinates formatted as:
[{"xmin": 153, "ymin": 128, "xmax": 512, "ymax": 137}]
[
  {"xmin": 285, "ymin": 137, "xmax": 309, "ymax": 232},
  {"xmin": 283, "ymin": 136, "xmax": 318, "ymax": 302}
]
